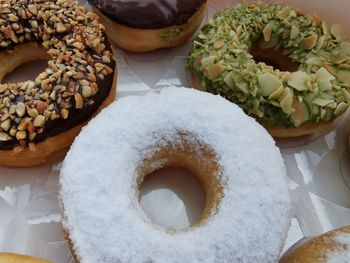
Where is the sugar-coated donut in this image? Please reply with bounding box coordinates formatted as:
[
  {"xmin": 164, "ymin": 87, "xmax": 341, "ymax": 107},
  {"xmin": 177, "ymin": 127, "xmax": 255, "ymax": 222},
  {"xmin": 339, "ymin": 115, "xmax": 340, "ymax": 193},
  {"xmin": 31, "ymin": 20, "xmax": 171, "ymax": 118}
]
[
  {"xmin": 88, "ymin": 0, "xmax": 207, "ymax": 52},
  {"xmin": 280, "ymin": 225, "xmax": 350, "ymax": 263},
  {"xmin": 0, "ymin": 0, "xmax": 117, "ymax": 167},
  {"xmin": 0, "ymin": 253, "xmax": 51, "ymax": 263},
  {"xmin": 188, "ymin": 2, "xmax": 350, "ymax": 137},
  {"xmin": 60, "ymin": 87, "xmax": 291, "ymax": 263}
]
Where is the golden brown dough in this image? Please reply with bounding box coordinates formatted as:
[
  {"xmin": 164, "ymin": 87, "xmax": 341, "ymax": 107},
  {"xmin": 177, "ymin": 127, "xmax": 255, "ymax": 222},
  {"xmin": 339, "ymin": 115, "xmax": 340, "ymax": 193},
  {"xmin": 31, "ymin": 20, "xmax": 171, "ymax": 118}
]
[
  {"xmin": 93, "ymin": 3, "xmax": 207, "ymax": 52},
  {"xmin": 0, "ymin": 253, "xmax": 51, "ymax": 263},
  {"xmin": 280, "ymin": 226, "xmax": 350, "ymax": 263}
]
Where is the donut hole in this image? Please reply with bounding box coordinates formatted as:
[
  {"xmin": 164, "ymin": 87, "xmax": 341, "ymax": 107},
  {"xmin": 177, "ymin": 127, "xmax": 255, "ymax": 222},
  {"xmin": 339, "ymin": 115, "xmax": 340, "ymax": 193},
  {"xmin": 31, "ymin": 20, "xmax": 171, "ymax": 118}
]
[
  {"xmin": 137, "ymin": 136, "xmax": 223, "ymax": 231},
  {"xmin": 139, "ymin": 167, "xmax": 206, "ymax": 230},
  {"xmin": 249, "ymin": 43, "xmax": 299, "ymax": 72},
  {"xmin": 0, "ymin": 43, "xmax": 49, "ymax": 83}
]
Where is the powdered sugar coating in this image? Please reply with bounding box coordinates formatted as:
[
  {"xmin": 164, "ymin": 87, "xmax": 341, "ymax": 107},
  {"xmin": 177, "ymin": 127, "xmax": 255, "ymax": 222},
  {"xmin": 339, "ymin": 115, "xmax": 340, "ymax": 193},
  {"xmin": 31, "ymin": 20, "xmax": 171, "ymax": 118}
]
[
  {"xmin": 60, "ymin": 87, "xmax": 291, "ymax": 263},
  {"xmin": 327, "ymin": 231, "xmax": 350, "ymax": 263}
]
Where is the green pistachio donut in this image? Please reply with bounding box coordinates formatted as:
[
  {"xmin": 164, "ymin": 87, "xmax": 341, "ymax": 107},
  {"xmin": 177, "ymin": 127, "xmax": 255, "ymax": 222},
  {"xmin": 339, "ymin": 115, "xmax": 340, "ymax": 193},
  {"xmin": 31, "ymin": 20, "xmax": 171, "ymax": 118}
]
[{"xmin": 188, "ymin": 2, "xmax": 350, "ymax": 137}]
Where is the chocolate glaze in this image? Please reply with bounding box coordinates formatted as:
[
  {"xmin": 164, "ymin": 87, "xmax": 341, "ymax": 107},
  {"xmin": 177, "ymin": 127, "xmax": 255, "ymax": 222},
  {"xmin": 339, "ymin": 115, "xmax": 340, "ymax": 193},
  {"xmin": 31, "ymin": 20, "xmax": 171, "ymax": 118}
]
[
  {"xmin": 88, "ymin": 0, "xmax": 206, "ymax": 29},
  {"xmin": 0, "ymin": 38, "xmax": 115, "ymax": 151},
  {"xmin": 0, "ymin": 0, "xmax": 117, "ymax": 151}
]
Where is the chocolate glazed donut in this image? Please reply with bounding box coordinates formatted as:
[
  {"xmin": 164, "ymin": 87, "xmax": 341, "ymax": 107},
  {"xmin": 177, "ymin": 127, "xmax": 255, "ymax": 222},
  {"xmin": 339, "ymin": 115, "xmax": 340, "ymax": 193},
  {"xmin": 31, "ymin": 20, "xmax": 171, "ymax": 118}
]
[
  {"xmin": 89, "ymin": 0, "xmax": 207, "ymax": 52},
  {"xmin": 0, "ymin": 0, "xmax": 117, "ymax": 167}
]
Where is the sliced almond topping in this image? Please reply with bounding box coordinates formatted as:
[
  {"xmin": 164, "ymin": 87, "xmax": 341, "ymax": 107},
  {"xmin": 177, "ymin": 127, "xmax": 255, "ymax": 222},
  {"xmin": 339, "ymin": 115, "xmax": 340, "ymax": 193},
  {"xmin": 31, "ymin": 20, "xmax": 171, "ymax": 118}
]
[
  {"xmin": 290, "ymin": 25, "xmax": 299, "ymax": 39},
  {"xmin": 277, "ymin": 6, "xmax": 290, "ymax": 20},
  {"xmin": 291, "ymin": 97, "xmax": 309, "ymax": 127},
  {"xmin": 316, "ymin": 67, "xmax": 335, "ymax": 91},
  {"xmin": 287, "ymin": 71, "xmax": 310, "ymax": 91},
  {"xmin": 206, "ymin": 64, "xmax": 226, "ymax": 80},
  {"xmin": 331, "ymin": 24, "xmax": 348, "ymax": 40},
  {"xmin": 301, "ymin": 33, "xmax": 318, "ymax": 50},
  {"xmin": 258, "ymin": 72, "xmax": 282, "ymax": 96},
  {"xmin": 262, "ymin": 22, "xmax": 273, "ymax": 42},
  {"xmin": 334, "ymin": 102, "xmax": 349, "ymax": 116}
]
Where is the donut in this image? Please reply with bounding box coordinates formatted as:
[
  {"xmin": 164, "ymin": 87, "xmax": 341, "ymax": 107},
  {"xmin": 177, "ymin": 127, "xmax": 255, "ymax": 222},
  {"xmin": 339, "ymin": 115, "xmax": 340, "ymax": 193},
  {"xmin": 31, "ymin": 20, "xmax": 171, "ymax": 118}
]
[
  {"xmin": 280, "ymin": 225, "xmax": 350, "ymax": 262},
  {"xmin": 59, "ymin": 87, "xmax": 291, "ymax": 262},
  {"xmin": 88, "ymin": 0, "xmax": 207, "ymax": 52},
  {"xmin": 0, "ymin": 253, "xmax": 51, "ymax": 263},
  {"xmin": 0, "ymin": 0, "xmax": 117, "ymax": 167},
  {"xmin": 188, "ymin": 2, "xmax": 350, "ymax": 137}
]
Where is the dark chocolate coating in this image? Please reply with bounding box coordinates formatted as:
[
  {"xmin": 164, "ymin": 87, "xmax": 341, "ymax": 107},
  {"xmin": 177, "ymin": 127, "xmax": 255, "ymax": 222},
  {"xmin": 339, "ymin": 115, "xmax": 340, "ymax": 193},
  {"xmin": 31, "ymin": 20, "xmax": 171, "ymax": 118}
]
[
  {"xmin": 88, "ymin": 0, "xmax": 206, "ymax": 29},
  {"xmin": 0, "ymin": 0, "xmax": 116, "ymax": 151},
  {"xmin": 0, "ymin": 39, "xmax": 115, "ymax": 151}
]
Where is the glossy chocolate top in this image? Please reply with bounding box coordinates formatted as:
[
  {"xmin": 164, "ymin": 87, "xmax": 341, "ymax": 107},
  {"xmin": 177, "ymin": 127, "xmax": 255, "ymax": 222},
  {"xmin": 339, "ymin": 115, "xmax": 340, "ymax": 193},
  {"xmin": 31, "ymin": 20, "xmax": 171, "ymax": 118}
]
[{"xmin": 89, "ymin": 0, "xmax": 206, "ymax": 29}]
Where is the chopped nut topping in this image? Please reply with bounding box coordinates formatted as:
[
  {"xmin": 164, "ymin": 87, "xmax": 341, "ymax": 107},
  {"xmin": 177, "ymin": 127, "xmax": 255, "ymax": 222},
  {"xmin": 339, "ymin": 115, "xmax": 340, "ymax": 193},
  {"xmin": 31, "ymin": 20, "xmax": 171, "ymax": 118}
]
[
  {"xmin": 0, "ymin": 119, "xmax": 11, "ymax": 131},
  {"xmin": 0, "ymin": 84, "xmax": 8, "ymax": 93},
  {"xmin": 0, "ymin": 132, "xmax": 12, "ymax": 141},
  {"xmin": 60, "ymin": 108, "xmax": 69, "ymax": 119},
  {"xmin": 0, "ymin": 0, "xmax": 115, "ymax": 149},
  {"xmin": 16, "ymin": 130, "xmax": 27, "ymax": 140},
  {"xmin": 82, "ymin": 86, "xmax": 92, "ymax": 98},
  {"xmin": 74, "ymin": 93, "xmax": 83, "ymax": 109},
  {"xmin": 33, "ymin": 115, "xmax": 45, "ymax": 127},
  {"xmin": 15, "ymin": 102, "xmax": 26, "ymax": 117}
]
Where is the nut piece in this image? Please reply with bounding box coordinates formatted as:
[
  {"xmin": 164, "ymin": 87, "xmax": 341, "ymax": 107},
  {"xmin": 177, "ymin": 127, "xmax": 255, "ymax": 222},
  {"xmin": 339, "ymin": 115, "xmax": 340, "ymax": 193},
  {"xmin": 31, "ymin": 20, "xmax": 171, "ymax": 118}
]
[
  {"xmin": 258, "ymin": 72, "xmax": 282, "ymax": 96},
  {"xmin": 291, "ymin": 98, "xmax": 309, "ymax": 127},
  {"xmin": 262, "ymin": 22, "xmax": 274, "ymax": 42},
  {"xmin": 0, "ymin": 84, "xmax": 8, "ymax": 93},
  {"xmin": 331, "ymin": 24, "xmax": 348, "ymax": 40},
  {"xmin": 0, "ymin": 132, "xmax": 12, "ymax": 141},
  {"xmin": 8, "ymin": 13, "xmax": 19, "ymax": 22},
  {"xmin": 74, "ymin": 93, "xmax": 84, "ymax": 109},
  {"xmin": 316, "ymin": 67, "xmax": 335, "ymax": 91},
  {"xmin": 301, "ymin": 33, "xmax": 318, "ymax": 50},
  {"xmin": 72, "ymin": 42, "xmax": 84, "ymax": 50},
  {"xmin": 55, "ymin": 22, "xmax": 67, "ymax": 33},
  {"xmin": 35, "ymin": 101, "xmax": 49, "ymax": 113},
  {"xmin": 0, "ymin": 119, "xmax": 11, "ymax": 132},
  {"xmin": 16, "ymin": 102, "xmax": 26, "ymax": 117},
  {"xmin": 33, "ymin": 115, "xmax": 45, "ymax": 127},
  {"xmin": 206, "ymin": 64, "xmax": 226, "ymax": 79},
  {"xmin": 82, "ymin": 86, "xmax": 92, "ymax": 98},
  {"xmin": 16, "ymin": 130, "xmax": 27, "ymax": 140},
  {"xmin": 102, "ymin": 55, "xmax": 111, "ymax": 63},
  {"xmin": 60, "ymin": 108, "xmax": 69, "ymax": 119},
  {"xmin": 290, "ymin": 25, "xmax": 299, "ymax": 39},
  {"xmin": 287, "ymin": 71, "xmax": 310, "ymax": 91},
  {"xmin": 28, "ymin": 107, "xmax": 39, "ymax": 118}
]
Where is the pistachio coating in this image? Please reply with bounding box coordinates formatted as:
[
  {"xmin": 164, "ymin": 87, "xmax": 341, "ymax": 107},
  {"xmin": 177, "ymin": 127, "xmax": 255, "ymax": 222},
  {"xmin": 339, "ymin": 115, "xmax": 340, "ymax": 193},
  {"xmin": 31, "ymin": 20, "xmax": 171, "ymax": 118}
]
[{"xmin": 188, "ymin": 2, "xmax": 350, "ymax": 128}]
